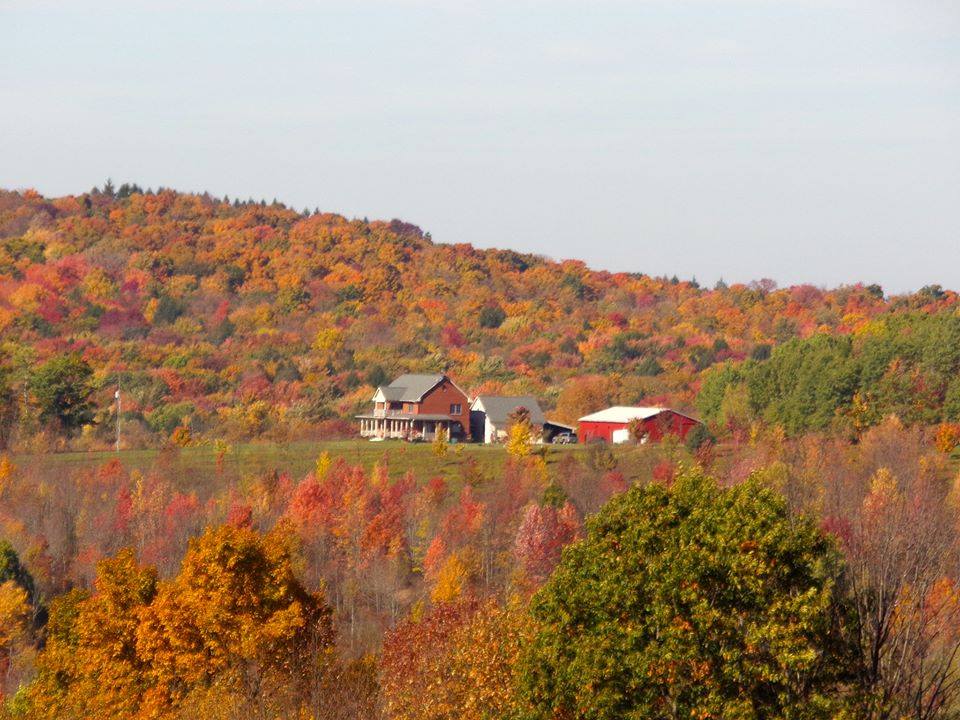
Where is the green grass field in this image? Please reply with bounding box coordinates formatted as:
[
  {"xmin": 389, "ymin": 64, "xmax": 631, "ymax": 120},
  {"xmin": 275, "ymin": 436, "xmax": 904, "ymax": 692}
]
[{"xmin": 14, "ymin": 439, "xmax": 605, "ymax": 488}]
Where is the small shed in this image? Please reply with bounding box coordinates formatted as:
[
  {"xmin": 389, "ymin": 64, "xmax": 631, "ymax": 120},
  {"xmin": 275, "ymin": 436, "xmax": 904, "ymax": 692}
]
[
  {"xmin": 470, "ymin": 396, "xmax": 546, "ymax": 444},
  {"xmin": 577, "ymin": 406, "xmax": 700, "ymax": 444}
]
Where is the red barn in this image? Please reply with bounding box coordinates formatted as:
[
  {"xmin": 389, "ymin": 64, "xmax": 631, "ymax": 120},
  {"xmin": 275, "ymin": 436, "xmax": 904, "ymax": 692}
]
[{"xmin": 577, "ymin": 406, "xmax": 700, "ymax": 444}]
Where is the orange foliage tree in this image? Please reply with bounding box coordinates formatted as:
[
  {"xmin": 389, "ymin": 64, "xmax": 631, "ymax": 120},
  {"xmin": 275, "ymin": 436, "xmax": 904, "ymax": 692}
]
[{"xmin": 26, "ymin": 524, "xmax": 333, "ymax": 720}]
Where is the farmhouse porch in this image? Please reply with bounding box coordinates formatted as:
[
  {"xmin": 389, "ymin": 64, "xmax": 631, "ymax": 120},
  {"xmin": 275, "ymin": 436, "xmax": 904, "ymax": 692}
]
[{"xmin": 356, "ymin": 413, "xmax": 460, "ymax": 441}]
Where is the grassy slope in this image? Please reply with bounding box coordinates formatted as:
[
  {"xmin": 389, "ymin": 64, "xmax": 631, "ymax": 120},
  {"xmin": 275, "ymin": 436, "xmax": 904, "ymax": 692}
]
[{"xmin": 14, "ymin": 440, "xmax": 662, "ymax": 497}]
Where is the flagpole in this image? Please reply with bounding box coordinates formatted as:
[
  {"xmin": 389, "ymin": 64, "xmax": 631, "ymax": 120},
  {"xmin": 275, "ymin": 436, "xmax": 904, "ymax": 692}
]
[{"xmin": 115, "ymin": 385, "xmax": 121, "ymax": 453}]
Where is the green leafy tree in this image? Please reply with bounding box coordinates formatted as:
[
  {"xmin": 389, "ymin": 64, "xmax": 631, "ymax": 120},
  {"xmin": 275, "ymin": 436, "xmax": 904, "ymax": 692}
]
[
  {"xmin": 478, "ymin": 305, "xmax": 506, "ymax": 329},
  {"xmin": 519, "ymin": 467, "xmax": 854, "ymax": 720},
  {"xmin": 944, "ymin": 378, "xmax": 960, "ymax": 422},
  {"xmin": 0, "ymin": 358, "xmax": 16, "ymax": 450},
  {"xmin": 748, "ymin": 334, "xmax": 858, "ymax": 433},
  {"xmin": 0, "ymin": 540, "xmax": 39, "ymax": 627},
  {"xmin": 683, "ymin": 422, "xmax": 714, "ymax": 451},
  {"xmin": 696, "ymin": 362, "xmax": 748, "ymax": 428},
  {"xmin": 29, "ymin": 354, "xmax": 95, "ymax": 434}
]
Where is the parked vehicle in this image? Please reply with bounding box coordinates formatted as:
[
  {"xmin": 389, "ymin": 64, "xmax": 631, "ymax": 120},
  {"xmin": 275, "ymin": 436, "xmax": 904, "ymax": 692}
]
[{"xmin": 552, "ymin": 432, "xmax": 578, "ymax": 444}]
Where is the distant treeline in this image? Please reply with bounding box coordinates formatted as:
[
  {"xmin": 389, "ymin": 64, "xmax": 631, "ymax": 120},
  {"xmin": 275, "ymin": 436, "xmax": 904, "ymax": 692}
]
[{"xmin": 697, "ymin": 312, "xmax": 960, "ymax": 434}]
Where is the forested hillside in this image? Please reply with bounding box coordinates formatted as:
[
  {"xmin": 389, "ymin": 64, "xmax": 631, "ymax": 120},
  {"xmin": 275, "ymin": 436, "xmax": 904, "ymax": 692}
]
[{"xmin": 1, "ymin": 185, "xmax": 958, "ymax": 449}]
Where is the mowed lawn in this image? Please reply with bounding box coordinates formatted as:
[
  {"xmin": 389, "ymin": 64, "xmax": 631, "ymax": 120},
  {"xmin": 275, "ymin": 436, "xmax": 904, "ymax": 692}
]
[{"xmin": 14, "ymin": 439, "xmax": 610, "ymax": 491}]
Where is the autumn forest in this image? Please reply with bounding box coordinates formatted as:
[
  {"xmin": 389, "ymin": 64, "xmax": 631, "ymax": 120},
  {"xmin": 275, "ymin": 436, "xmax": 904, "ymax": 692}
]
[{"xmin": 2, "ymin": 185, "xmax": 960, "ymax": 718}]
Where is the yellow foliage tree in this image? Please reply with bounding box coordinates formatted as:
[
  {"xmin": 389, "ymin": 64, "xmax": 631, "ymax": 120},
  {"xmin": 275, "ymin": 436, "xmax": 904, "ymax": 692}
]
[
  {"xmin": 169, "ymin": 424, "xmax": 191, "ymax": 448},
  {"xmin": 26, "ymin": 526, "xmax": 334, "ymax": 720},
  {"xmin": 81, "ymin": 268, "xmax": 118, "ymax": 301},
  {"xmin": 0, "ymin": 455, "xmax": 15, "ymax": 497},
  {"xmin": 135, "ymin": 524, "xmax": 333, "ymax": 715},
  {"xmin": 446, "ymin": 599, "xmax": 532, "ymax": 719},
  {"xmin": 433, "ymin": 426, "xmax": 448, "ymax": 459},
  {"xmin": 312, "ymin": 327, "xmax": 344, "ymax": 355},
  {"xmin": 315, "ymin": 450, "xmax": 332, "ymax": 480},
  {"xmin": 0, "ymin": 579, "xmax": 30, "ymax": 660},
  {"xmin": 935, "ymin": 423, "xmax": 960, "ymax": 454},
  {"xmin": 380, "ymin": 599, "xmax": 531, "ymax": 720},
  {"xmin": 430, "ymin": 549, "xmax": 479, "ymax": 605},
  {"xmin": 507, "ymin": 421, "xmax": 532, "ymax": 458},
  {"xmin": 28, "ymin": 551, "xmax": 157, "ymax": 720}
]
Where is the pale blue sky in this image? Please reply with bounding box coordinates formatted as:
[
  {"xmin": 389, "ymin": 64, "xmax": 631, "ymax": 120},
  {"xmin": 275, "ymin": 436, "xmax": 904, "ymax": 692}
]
[{"xmin": 1, "ymin": 0, "xmax": 958, "ymax": 292}]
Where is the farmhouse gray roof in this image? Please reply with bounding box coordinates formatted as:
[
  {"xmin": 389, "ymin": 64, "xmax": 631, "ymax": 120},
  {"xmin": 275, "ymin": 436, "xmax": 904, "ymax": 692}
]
[
  {"xmin": 473, "ymin": 395, "xmax": 546, "ymax": 427},
  {"xmin": 378, "ymin": 387, "xmax": 406, "ymax": 401},
  {"xmin": 378, "ymin": 373, "xmax": 446, "ymax": 402}
]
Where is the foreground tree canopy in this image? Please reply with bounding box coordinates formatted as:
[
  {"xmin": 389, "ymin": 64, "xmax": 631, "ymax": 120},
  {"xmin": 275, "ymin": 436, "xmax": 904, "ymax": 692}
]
[
  {"xmin": 24, "ymin": 523, "xmax": 334, "ymax": 720},
  {"xmin": 519, "ymin": 468, "xmax": 853, "ymax": 720},
  {"xmin": 1, "ymin": 428, "xmax": 958, "ymax": 718}
]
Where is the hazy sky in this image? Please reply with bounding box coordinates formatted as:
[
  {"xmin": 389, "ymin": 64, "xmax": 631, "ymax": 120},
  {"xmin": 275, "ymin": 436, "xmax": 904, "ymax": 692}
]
[{"xmin": 2, "ymin": 0, "xmax": 958, "ymax": 292}]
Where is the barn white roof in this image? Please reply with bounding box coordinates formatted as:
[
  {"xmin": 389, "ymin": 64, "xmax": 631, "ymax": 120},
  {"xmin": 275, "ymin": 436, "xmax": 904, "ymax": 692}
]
[{"xmin": 578, "ymin": 406, "xmax": 667, "ymax": 423}]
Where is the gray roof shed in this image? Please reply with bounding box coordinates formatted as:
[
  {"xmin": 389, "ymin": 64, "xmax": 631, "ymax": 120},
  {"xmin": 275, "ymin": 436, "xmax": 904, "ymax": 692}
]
[{"xmin": 472, "ymin": 395, "xmax": 546, "ymax": 427}]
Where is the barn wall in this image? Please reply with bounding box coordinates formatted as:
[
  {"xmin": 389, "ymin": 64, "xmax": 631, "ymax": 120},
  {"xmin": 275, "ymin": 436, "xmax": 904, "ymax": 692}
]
[
  {"xmin": 578, "ymin": 421, "xmax": 623, "ymax": 443},
  {"xmin": 641, "ymin": 411, "xmax": 699, "ymax": 441},
  {"xmin": 579, "ymin": 411, "xmax": 699, "ymax": 443}
]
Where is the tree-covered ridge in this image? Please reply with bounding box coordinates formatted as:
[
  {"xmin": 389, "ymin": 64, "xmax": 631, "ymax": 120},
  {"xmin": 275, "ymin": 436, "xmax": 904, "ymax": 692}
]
[
  {"xmin": 697, "ymin": 312, "xmax": 960, "ymax": 435},
  {"xmin": 2, "ymin": 186, "xmax": 955, "ymax": 447}
]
